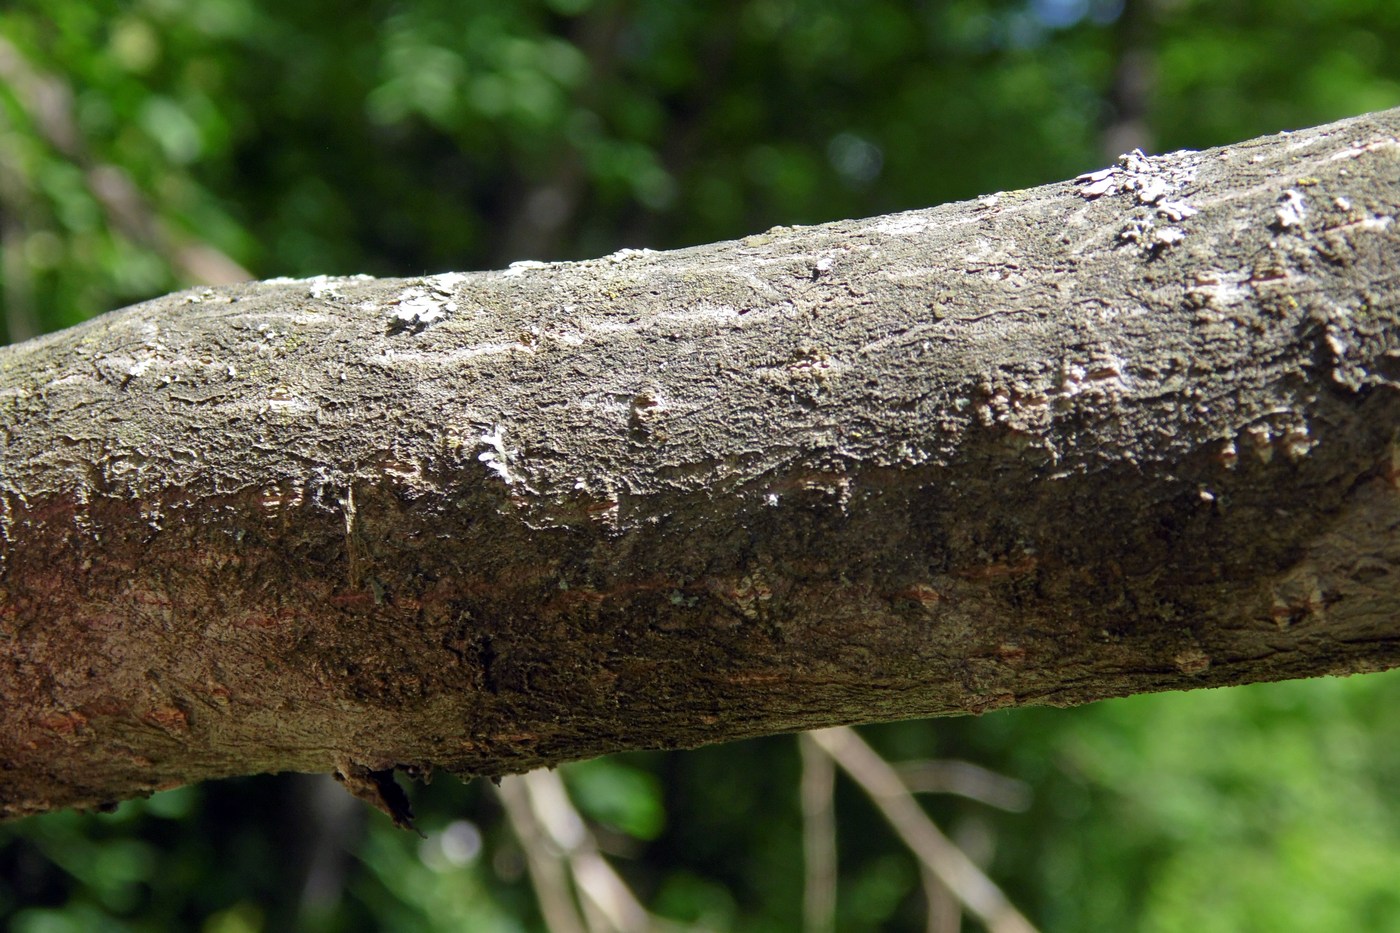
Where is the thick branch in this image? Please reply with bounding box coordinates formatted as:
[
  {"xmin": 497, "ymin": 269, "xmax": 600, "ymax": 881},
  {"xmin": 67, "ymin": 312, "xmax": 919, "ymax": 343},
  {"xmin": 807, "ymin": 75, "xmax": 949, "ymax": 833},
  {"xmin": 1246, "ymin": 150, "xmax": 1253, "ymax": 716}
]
[{"xmin": 3, "ymin": 109, "xmax": 1400, "ymax": 818}]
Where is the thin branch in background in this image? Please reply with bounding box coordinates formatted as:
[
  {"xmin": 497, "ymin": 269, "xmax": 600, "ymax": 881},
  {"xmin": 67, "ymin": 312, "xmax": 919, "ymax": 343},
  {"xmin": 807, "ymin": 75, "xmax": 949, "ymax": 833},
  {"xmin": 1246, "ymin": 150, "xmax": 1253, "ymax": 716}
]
[
  {"xmin": 524, "ymin": 769, "xmax": 652, "ymax": 933},
  {"xmin": 898, "ymin": 759, "xmax": 1027, "ymax": 932},
  {"xmin": 0, "ymin": 170, "xmax": 38, "ymax": 343},
  {"xmin": 922, "ymin": 864, "xmax": 961, "ymax": 933},
  {"xmin": 624, "ymin": 8, "xmax": 738, "ymax": 249},
  {"xmin": 807, "ymin": 727, "xmax": 1039, "ymax": 933},
  {"xmin": 497, "ymin": 770, "xmax": 658, "ymax": 933},
  {"xmin": 495, "ymin": 775, "xmax": 589, "ymax": 933},
  {"xmin": 798, "ymin": 732, "xmax": 837, "ymax": 933},
  {"xmin": 0, "ymin": 35, "xmax": 250, "ymax": 292},
  {"xmin": 496, "ymin": 5, "xmax": 628, "ymax": 265},
  {"xmin": 0, "ymin": 48, "xmax": 42, "ymax": 342},
  {"xmin": 1102, "ymin": 0, "xmax": 1160, "ymax": 158},
  {"xmin": 895, "ymin": 760, "xmax": 1032, "ymax": 813},
  {"xmin": 291, "ymin": 773, "xmax": 364, "ymax": 923}
]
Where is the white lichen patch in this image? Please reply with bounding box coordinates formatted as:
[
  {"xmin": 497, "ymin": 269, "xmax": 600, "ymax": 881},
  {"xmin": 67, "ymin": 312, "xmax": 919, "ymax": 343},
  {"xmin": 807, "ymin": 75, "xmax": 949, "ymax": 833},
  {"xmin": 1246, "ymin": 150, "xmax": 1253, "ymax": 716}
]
[
  {"xmin": 1076, "ymin": 148, "xmax": 1201, "ymax": 254},
  {"xmin": 307, "ymin": 275, "xmax": 370, "ymax": 300},
  {"xmin": 1327, "ymin": 136, "xmax": 1400, "ymax": 162},
  {"xmin": 602, "ymin": 247, "xmax": 658, "ymax": 264},
  {"xmin": 427, "ymin": 272, "xmax": 469, "ymax": 291},
  {"xmin": 388, "ymin": 282, "xmax": 458, "ymax": 327},
  {"xmin": 265, "ymin": 273, "xmax": 374, "ymax": 286},
  {"xmin": 1187, "ymin": 270, "xmax": 1252, "ymax": 309},
  {"xmin": 1119, "ymin": 216, "xmax": 1187, "ymax": 254},
  {"xmin": 1074, "ymin": 146, "xmax": 1176, "ymax": 200},
  {"xmin": 504, "ymin": 259, "xmax": 555, "ymax": 278},
  {"xmin": 1075, "ymin": 166, "xmax": 1117, "ymax": 198},
  {"xmin": 125, "ymin": 357, "xmax": 158, "ymax": 380},
  {"xmin": 478, "ymin": 424, "xmax": 518, "ymax": 484},
  {"xmin": 1156, "ymin": 200, "xmax": 1198, "ymax": 222},
  {"xmin": 308, "ymin": 280, "xmax": 341, "ymax": 300},
  {"xmin": 181, "ymin": 288, "xmax": 225, "ymax": 304},
  {"xmin": 1153, "ymin": 226, "xmax": 1187, "ymax": 247},
  {"xmin": 1274, "ymin": 189, "xmax": 1308, "ymax": 229},
  {"xmin": 1134, "ymin": 176, "xmax": 1170, "ymax": 205},
  {"xmin": 874, "ymin": 210, "xmax": 934, "ymax": 235}
]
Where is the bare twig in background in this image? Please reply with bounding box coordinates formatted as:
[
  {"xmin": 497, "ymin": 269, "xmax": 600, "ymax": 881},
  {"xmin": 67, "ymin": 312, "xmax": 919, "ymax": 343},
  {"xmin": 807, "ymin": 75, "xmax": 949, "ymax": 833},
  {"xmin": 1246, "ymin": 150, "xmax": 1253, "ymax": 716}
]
[
  {"xmin": 901, "ymin": 758, "xmax": 1027, "ymax": 933},
  {"xmin": 0, "ymin": 170, "xmax": 38, "ymax": 343},
  {"xmin": 291, "ymin": 773, "xmax": 364, "ymax": 920},
  {"xmin": 1102, "ymin": 0, "xmax": 1160, "ymax": 159},
  {"xmin": 496, "ymin": 6, "xmax": 627, "ymax": 265},
  {"xmin": 525, "ymin": 769, "xmax": 652, "ymax": 933},
  {"xmin": 895, "ymin": 760, "xmax": 1032, "ymax": 813},
  {"xmin": 922, "ymin": 864, "xmax": 961, "ymax": 933},
  {"xmin": 498, "ymin": 771, "xmax": 657, "ymax": 933},
  {"xmin": 495, "ymin": 775, "xmax": 589, "ymax": 933},
  {"xmin": 0, "ymin": 35, "xmax": 250, "ymax": 292},
  {"xmin": 798, "ymin": 733, "xmax": 838, "ymax": 933},
  {"xmin": 807, "ymin": 727, "xmax": 1038, "ymax": 933}
]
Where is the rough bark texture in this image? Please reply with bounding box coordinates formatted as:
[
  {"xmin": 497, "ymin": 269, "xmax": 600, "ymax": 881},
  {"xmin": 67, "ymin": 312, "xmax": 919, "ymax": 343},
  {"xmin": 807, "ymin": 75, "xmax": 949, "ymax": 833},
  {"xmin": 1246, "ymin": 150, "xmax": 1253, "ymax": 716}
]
[{"xmin": 3, "ymin": 109, "xmax": 1400, "ymax": 820}]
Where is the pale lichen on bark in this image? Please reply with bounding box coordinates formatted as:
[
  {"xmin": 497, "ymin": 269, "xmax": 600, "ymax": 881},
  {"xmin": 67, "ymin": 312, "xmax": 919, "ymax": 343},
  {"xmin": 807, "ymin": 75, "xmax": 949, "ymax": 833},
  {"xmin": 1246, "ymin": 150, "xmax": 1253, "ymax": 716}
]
[{"xmin": 2, "ymin": 108, "xmax": 1400, "ymax": 818}]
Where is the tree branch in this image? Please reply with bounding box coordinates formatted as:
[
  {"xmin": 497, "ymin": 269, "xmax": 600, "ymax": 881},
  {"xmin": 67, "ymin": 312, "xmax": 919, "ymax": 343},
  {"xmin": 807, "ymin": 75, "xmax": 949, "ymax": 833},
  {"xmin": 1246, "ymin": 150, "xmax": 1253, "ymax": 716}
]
[{"xmin": 3, "ymin": 108, "xmax": 1400, "ymax": 819}]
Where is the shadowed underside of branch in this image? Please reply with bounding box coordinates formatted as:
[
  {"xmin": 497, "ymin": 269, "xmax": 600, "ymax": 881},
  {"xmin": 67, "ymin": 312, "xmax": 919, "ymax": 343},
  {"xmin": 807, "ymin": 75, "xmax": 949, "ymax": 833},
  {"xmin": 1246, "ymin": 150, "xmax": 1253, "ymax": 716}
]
[{"xmin": 3, "ymin": 108, "xmax": 1400, "ymax": 820}]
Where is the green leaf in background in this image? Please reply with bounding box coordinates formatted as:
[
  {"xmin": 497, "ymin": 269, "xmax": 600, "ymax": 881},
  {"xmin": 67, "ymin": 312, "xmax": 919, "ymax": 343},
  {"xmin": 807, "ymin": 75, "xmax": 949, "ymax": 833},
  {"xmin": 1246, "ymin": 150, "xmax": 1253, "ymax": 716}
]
[{"xmin": 562, "ymin": 757, "xmax": 666, "ymax": 841}]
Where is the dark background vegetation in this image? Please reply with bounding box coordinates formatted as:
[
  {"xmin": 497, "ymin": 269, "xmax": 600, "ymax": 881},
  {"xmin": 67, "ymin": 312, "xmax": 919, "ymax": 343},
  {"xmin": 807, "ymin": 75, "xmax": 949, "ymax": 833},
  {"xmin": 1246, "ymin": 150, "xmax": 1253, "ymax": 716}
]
[{"xmin": 3, "ymin": 0, "xmax": 1400, "ymax": 929}]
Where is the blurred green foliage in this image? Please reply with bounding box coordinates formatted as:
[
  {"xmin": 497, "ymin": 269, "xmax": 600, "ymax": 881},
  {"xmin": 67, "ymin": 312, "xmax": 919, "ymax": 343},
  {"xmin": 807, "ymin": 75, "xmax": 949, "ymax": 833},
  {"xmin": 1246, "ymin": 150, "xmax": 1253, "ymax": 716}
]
[{"xmin": 2, "ymin": 0, "xmax": 1400, "ymax": 929}]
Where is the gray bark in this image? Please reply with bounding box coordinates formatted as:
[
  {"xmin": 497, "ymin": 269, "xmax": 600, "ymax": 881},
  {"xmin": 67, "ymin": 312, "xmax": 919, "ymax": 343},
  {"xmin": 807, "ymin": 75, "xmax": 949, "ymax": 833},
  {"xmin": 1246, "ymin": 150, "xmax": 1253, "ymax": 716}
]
[{"xmin": 3, "ymin": 108, "xmax": 1400, "ymax": 821}]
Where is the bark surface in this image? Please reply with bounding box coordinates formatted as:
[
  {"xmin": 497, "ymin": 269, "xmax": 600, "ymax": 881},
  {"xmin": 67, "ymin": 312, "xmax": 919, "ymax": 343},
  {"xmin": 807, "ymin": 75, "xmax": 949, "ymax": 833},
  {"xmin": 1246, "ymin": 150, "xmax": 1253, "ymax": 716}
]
[{"xmin": 3, "ymin": 109, "xmax": 1400, "ymax": 820}]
